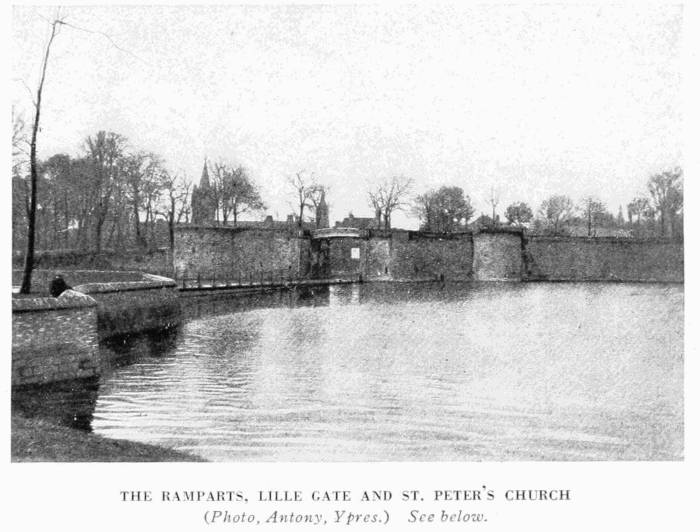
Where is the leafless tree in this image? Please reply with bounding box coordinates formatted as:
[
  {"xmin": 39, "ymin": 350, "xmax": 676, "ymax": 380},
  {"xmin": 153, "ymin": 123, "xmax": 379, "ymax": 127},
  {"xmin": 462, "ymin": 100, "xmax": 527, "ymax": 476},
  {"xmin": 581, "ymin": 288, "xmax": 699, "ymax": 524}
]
[
  {"xmin": 12, "ymin": 108, "xmax": 28, "ymax": 176},
  {"xmin": 212, "ymin": 162, "xmax": 265, "ymax": 226},
  {"xmin": 538, "ymin": 195, "xmax": 574, "ymax": 235},
  {"xmin": 306, "ymin": 184, "xmax": 329, "ymax": 228},
  {"xmin": 19, "ymin": 10, "xmax": 65, "ymax": 294},
  {"xmin": 84, "ymin": 131, "xmax": 126, "ymax": 253},
  {"xmin": 123, "ymin": 152, "xmax": 163, "ymax": 247},
  {"xmin": 367, "ymin": 176, "xmax": 413, "ymax": 230},
  {"xmin": 157, "ymin": 174, "xmax": 192, "ymax": 250},
  {"xmin": 413, "ymin": 186, "xmax": 474, "ymax": 233},
  {"xmin": 487, "ymin": 186, "xmax": 500, "ymax": 224},
  {"xmin": 288, "ymin": 171, "xmax": 323, "ymax": 228},
  {"xmin": 579, "ymin": 196, "xmax": 607, "ymax": 237},
  {"xmin": 648, "ymin": 168, "xmax": 683, "ymax": 238}
]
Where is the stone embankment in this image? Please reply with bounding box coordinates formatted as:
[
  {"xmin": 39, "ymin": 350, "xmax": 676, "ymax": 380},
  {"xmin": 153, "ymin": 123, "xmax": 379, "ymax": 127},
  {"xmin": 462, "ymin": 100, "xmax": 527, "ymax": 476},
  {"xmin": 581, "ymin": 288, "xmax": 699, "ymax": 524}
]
[{"xmin": 12, "ymin": 271, "xmax": 180, "ymax": 387}]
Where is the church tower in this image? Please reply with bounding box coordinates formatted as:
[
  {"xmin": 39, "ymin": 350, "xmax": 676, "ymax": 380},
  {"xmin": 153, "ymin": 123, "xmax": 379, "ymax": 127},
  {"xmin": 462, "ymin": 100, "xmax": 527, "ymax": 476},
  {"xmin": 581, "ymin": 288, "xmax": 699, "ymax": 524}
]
[
  {"xmin": 316, "ymin": 189, "xmax": 329, "ymax": 228},
  {"xmin": 191, "ymin": 159, "xmax": 216, "ymax": 225}
]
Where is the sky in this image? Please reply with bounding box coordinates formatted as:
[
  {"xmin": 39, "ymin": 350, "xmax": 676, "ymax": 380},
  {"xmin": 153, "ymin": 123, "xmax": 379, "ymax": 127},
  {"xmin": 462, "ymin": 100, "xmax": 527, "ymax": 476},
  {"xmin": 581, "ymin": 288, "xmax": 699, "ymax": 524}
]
[{"xmin": 11, "ymin": 4, "xmax": 683, "ymax": 229}]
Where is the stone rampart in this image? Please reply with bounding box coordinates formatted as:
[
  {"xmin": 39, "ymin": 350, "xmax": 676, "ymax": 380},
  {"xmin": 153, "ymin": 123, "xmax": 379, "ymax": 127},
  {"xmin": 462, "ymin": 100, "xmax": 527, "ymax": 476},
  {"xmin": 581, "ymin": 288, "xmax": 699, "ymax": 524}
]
[
  {"xmin": 74, "ymin": 274, "xmax": 180, "ymax": 339},
  {"xmin": 387, "ymin": 232, "xmax": 473, "ymax": 281},
  {"xmin": 12, "ymin": 269, "xmax": 145, "ymax": 294},
  {"xmin": 327, "ymin": 237, "xmax": 367, "ymax": 277},
  {"xmin": 473, "ymin": 231, "xmax": 523, "ymax": 281},
  {"xmin": 524, "ymin": 236, "xmax": 683, "ymax": 282},
  {"xmin": 174, "ymin": 226, "xmax": 310, "ymax": 280},
  {"xmin": 173, "ymin": 225, "xmax": 683, "ymax": 285},
  {"xmin": 12, "ymin": 290, "xmax": 100, "ymax": 387},
  {"xmin": 12, "ymin": 248, "xmax": 173, "ymax": 277}
]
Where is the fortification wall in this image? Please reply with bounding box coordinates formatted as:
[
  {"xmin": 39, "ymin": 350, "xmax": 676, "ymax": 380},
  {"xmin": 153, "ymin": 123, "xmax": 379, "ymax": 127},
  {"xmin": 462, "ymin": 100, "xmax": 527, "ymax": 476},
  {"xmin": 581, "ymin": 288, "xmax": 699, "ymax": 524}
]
[
  {"xmin": 173, "ymin": 226, "xmax": 683, "ymax": 285},
  {"xmin": 327, "ymin": 237, "xmax": 366, "ymax": 277},
  {"xmin": 12, "ymin": 290, "xmax": 100, "ymax": 386},
  {"xmin": 12, "ymin": 269, "xmax": 145, "ymax": 294},
  {"xmin": 74, "ymin": 274, "xmax": 180, "ymax": 339},
  {"xmin": 524, "ymin": 236, "xmax": 684, "ymax": 282},
  {"xmin": 388, "ymin": 233, "xmax": 473, "ymax": 281},
  {"xmin": 473, "ymin": 232, "xmax": 523, "ymax": 281},
  {"xmin": 12, "ymin": 248, "xmax": 173, "ymax": 277},
  {"xmin": 174, "ymin": 226, "xmax": 308, "ymax": 279}
]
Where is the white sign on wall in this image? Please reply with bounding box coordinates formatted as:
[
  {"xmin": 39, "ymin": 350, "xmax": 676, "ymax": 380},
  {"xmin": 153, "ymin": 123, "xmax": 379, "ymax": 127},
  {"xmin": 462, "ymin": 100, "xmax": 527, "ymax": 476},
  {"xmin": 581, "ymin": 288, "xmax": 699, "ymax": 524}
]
[{"xmin": 351, "ymin": 247, "xmax": 360, "ymax": 260}]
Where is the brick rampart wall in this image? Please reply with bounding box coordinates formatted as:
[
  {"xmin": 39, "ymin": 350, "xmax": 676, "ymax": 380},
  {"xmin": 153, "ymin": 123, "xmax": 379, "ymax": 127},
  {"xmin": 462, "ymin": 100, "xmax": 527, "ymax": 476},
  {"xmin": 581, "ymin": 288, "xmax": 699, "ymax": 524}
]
[
  {"xmin": 327, "ymin": 238, "xmax": 366, "ymax": 277},
  {"xmin": 174, "ymin": 226, "xmax": 308, "ymax": 279},
  {"xmin": 174, "ymin": 226, "xmax": 683, "ymax": 285},
  {"xmin": 12, "ymin": 290, "xmax": 99, "ymax": 386},
  {"xmin": 473, "ymin": 232, "xmax": 523, "ymax": 281},
  {"xmin": 387, "ymin": 233, "xmax": 473, "ymax": 281},
  {"xmin": 74, "ymin": 275, "xmax": 180, "ymax": 339},
  {"xmin": 12, "ymin": 248, "xmax": 173, "ymax": 277},
  {"xmin": 524, "ymin": 236, "xmax": 683, "ymax": 282}
]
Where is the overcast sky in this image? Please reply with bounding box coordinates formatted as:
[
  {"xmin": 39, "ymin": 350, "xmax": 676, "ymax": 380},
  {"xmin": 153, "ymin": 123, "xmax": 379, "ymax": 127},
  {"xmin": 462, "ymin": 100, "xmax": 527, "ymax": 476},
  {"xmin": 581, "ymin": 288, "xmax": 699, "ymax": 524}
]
[{"xmin": 12, "ymin": 4, "xmax": 682, "ymax": 229}]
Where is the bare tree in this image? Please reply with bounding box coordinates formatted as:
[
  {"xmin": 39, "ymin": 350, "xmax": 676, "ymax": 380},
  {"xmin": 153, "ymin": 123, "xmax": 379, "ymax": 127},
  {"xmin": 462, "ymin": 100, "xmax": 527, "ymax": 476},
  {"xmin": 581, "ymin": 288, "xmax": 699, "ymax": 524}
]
[
  {"xmin": 288, "ymin": 171, "xmax": 322, "ymax": 228},
  {"xmin": 12, "ymin": 108, "xmax": 28, "ymax": 176},
  {"xmin": 212, "ymin": 162, "xmax": 265, "ymax": 226},
  {"xmin": 579, "ymin": 196, "xmax": 607, "ymax": 237},
  {"xmin": 505, "ymin": 202, "xmax": 533, "ymax": 227},
  {"xmin": 19, "ymin": 11, "xmax": 65, "ymax": 294},
  {"xmin": 367, "ymin": 176, "xmax": 413, "ymax": 230},
  {"xmin": 538, "ymin": 195, "xmax": 574, "ymax": 235},
  {"xmin": 627, "ymin": 197, "xmax": 650, "ymax": 228},
  {"xmin": 123, "ymin": 152, "xmax": 151, "ymax": 247},
  {"xmin": 488, "ymin": 186, "xmax": 500, "ymax": 224},
  {"xmin": 648, "ymin": 168, "xmax": 683, "ymax": 238},
  {"xmin": 84, "ymin": 131, "xmax": 126, "ymax": 253},
  {"xmin": 413, "ymin": 186, "xmax": 474, "ymax": 233},
  {"xmin": 306, "ymin": 184, "xmax": 328, "ymax": 228},
  {"xmin": 157, "ymin": 174, "xmax": 192, "ymax": 250}
]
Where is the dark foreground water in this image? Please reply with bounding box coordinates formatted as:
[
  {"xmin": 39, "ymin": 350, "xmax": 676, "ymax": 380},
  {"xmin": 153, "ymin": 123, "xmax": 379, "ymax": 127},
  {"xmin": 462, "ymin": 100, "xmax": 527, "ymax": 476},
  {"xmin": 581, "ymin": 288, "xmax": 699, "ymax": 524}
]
[{"xmin": 84, "ymin": 283, "xmax": 684, "ymax": 460}]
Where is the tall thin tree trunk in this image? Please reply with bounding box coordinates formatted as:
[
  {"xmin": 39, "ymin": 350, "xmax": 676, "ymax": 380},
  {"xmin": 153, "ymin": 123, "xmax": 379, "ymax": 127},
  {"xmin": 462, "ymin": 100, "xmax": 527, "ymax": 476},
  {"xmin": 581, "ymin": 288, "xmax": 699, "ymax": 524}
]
[
  {"xmin": 95, "ymin": 216, "xmax": 104, "ymax": 254},
  {"xmin": 20, "ymin": 18, "xmax": 60, "ymax": 294},
  {"xmin": 587, "ymin": 209, "xmax": 592, "ymax": 237},
  {"xmin": 63, "ymin": 193, "xmax": 69, "ymax": 248}
]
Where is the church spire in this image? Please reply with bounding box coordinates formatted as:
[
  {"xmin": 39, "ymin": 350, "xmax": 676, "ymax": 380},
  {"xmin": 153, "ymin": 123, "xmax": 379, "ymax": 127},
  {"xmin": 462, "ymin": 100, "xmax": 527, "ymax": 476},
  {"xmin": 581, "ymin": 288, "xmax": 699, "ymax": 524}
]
[
  {"xmin": 200, "ymin": 158, "xmax": 210, "ymax": 188},
  {"xmin": 316, "ymin": 188, "xmax": 329, "ymax": 228}
]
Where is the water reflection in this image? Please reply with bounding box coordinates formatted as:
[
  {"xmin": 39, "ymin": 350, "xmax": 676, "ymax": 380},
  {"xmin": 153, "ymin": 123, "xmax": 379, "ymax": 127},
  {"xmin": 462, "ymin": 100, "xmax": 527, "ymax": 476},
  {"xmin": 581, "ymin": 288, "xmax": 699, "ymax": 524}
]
[
  {"xmin": 181, "ymin": 285, "xmax": 330, "ymax": 320},
  {"xmin": 12, "ymin": 328, "xmax": 182, "ymax": 431},
  {"xmin": 24, "ymin": 282, "xmax": 685, "ymax": 461},
  {"xmin": 12, "ymin": 377, "xmax": 100, "ymax": 431}
]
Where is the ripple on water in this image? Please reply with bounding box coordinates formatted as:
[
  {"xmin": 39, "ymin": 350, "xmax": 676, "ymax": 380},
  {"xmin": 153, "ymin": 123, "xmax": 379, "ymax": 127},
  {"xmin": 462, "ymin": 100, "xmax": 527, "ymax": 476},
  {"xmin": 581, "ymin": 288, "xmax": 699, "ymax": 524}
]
[{"xmin": 90, "ymin": 283, "xmax": 683, "ymax": 461}]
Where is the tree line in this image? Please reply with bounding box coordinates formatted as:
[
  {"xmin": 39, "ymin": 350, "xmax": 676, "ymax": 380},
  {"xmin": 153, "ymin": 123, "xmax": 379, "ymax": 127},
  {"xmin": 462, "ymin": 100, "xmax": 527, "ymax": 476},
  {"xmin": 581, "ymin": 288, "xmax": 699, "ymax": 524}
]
[
  {"xmin": 364, "ymin": 170, "xmax": 683, "ymax": 239},
  {"xmin": 12, "ymin": 127, "xmax": 192, "ymax": 256}
]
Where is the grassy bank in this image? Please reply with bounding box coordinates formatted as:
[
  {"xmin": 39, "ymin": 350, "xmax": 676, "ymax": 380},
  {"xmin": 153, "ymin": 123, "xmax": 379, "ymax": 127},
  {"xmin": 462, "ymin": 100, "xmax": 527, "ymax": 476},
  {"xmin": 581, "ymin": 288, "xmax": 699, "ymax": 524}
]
[{"xmin": 11, "ymin": 415, "xmax": 206, "ymax": 462}]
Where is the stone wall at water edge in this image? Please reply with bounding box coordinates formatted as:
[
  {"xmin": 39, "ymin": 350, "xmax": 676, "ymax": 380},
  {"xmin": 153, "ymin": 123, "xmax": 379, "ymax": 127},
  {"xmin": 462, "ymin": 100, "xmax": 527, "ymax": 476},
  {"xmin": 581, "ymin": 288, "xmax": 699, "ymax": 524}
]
[
  {"xmin": 12, "ymin": 290, "xmax": 100, "ymax": 387},
  {"xmin": 173, "ymin": 226, "xmax": 310, "ymax": 280},
  {"xmin": 174, "ymin": 226, "xmax": 683, "ymax": 284},
  {"xmin": 316, "ymin": 232, "xmax": 473, "ymax": 281},
  {"xmin": 472, "ymin": 231, "xmax": 523, "ymax": 281},
  {"xmin": 12, "ymin": 273, "xmax": 181, "ymax": 386},
  {"xmin": 385, "ymin": 231, "xmax": 474, "ymax": 281},
  {"xmin": 524, "ymin": 236, "xmax": 684, "ymax": 282},
  {"xmin": 74, "ymin": 274, "xmax": 180, "ymax": 339}
]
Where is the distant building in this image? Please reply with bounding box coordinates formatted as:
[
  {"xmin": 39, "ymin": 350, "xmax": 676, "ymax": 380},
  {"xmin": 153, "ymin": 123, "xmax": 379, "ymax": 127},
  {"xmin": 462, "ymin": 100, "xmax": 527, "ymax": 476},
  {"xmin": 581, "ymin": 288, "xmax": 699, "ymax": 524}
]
[
  {"xmin": 191, "ymin": 160, "xmax": 216, "ymax": 225},
  {"xmin": 335, "ymin": 212, "xmax": 381, "ymax": 230}
]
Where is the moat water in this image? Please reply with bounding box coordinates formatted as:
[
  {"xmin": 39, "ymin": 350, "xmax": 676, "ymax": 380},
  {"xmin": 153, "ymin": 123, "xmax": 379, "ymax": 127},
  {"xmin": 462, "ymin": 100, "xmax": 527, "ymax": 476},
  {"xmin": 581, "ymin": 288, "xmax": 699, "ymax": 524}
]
[{"xmin": 20, "ymin": 282, "xmax": 685, "ymax": 461}]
